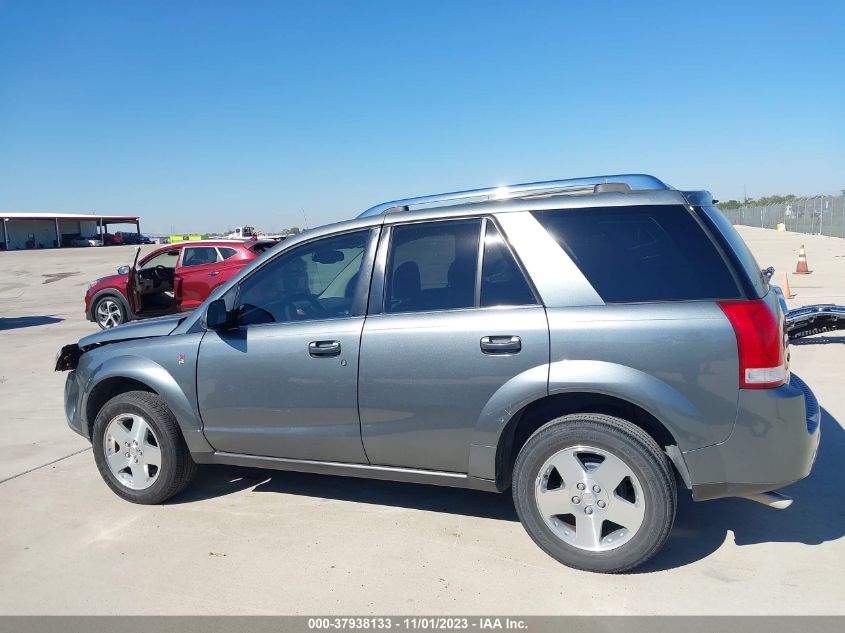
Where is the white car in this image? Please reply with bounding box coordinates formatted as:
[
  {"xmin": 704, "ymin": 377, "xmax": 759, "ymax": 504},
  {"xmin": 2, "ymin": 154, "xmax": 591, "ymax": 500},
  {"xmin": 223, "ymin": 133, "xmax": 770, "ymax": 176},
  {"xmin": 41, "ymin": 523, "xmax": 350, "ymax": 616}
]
[{"xmin": 71, "ymin": 237, "xmax": 104, "ymax": 247}]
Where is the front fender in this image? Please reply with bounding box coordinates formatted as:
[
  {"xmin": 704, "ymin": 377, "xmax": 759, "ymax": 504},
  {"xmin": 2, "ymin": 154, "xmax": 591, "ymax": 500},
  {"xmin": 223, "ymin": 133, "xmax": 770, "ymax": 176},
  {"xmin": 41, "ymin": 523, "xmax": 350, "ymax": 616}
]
[{"xmin": 78, "ymin": 334, "xmax": 213, "ymax": 455}]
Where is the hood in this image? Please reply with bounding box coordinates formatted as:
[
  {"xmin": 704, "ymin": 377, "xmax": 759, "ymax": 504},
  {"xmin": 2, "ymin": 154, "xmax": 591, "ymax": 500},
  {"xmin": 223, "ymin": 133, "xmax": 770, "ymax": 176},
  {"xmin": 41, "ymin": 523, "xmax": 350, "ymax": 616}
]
[
  {"xmin": 78, "ymin": 314, "xmax": 185, "ymax": 349},
  {"xmin": 94, "ymin": 273, "xmax": 128, "ymax": 285},
  {"xmin": 87, "ymin": 273, "xmax": 128, "ymax": 295}
]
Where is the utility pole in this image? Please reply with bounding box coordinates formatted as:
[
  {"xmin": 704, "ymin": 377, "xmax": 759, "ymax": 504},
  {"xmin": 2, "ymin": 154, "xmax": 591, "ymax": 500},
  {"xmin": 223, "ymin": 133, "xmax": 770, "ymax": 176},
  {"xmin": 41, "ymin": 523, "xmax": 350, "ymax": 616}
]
[{"xmin": 841, "ymin": 190, "xmax": 845, "ymax": 239}]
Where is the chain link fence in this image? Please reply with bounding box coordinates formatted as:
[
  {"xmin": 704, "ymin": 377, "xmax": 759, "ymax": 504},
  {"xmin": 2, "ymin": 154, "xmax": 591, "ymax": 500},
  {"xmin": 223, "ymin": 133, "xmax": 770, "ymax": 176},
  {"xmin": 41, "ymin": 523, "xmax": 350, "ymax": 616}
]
[{"xmin": 719, "ymin": 195, "xmax": 845, "ymax": 238}]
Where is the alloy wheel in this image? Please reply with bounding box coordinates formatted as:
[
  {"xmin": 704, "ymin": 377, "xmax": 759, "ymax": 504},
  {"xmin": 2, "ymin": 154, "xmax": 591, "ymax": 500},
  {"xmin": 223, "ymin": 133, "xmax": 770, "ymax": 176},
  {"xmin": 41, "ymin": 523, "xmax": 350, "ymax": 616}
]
[
  {"xmin": 534, "ymin": 445, "xmax": 645, "ymax": 552},
  {"xmin": 103, "ymin": 414, "xmax": 162, "ymax": 490},
  {"xmin": 96, "ymin": 299, "xmax": 123, "ymax": 328}
]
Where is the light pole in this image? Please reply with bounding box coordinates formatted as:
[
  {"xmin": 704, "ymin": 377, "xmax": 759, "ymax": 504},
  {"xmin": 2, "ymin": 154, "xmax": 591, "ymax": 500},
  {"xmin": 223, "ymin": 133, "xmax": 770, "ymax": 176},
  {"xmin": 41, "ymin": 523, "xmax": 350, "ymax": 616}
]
[{"xmin": 841, "ymin": 190, "xmax": 845, "ymax": 239}]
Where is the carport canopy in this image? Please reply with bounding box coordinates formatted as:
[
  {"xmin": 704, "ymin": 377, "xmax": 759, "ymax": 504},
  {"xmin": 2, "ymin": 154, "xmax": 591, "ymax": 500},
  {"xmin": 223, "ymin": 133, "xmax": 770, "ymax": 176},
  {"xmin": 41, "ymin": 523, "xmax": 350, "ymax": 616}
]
[{"xmin": 1, "ymin": 212, "xmax": 141, "ymax": 250}]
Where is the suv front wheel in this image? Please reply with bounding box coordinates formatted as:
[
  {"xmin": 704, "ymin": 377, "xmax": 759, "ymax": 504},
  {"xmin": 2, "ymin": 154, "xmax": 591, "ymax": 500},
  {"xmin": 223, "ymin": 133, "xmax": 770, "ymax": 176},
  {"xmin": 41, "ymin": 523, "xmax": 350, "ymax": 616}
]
[
  {"xmin": 92, "ymin": 391, "xmax": 197, "ymax": 504},
  {"xmin": 512, "ymin": 413, "xmax": 676, "ymax": 573}
]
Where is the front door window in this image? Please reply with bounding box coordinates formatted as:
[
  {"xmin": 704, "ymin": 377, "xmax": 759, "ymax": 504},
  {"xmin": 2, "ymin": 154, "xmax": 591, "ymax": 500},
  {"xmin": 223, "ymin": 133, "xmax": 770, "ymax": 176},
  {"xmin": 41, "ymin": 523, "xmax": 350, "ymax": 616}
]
[{"xmin": 235, "ymin": 230, "xmax": 370, "ymax": 326}]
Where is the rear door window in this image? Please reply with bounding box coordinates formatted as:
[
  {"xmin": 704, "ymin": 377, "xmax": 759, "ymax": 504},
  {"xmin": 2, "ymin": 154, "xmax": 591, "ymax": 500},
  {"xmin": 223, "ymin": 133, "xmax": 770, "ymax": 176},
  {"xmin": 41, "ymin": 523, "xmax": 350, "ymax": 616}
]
[
  {"xmin": 181, "ymin": 247, "xmax": 220, "ymax": 268},
  {"xmin": 532, "ymin": 205, "xmax": 741, "ymax": 302},
  {"xmin": 385, "ymin": 220, "xmax": 481, "ymax": 313},
  {"xmin": 481, "ymin": 223, "xmax": 537, "ymax": 307}
]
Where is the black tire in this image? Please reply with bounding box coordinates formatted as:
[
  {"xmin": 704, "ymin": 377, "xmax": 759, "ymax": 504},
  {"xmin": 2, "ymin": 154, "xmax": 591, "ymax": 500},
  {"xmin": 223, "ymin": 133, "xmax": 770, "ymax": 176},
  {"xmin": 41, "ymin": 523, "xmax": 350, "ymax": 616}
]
[
  {"xmin": 512, "ymin": 413, "xmax": 676, "ymax": 573},
  {"xmin": 92, "ymin": 391, "xmax": 197, "ymax": 504},
  {"xmin": 92, "ymin": 294, "xmax": 128, "ymax": 329}
]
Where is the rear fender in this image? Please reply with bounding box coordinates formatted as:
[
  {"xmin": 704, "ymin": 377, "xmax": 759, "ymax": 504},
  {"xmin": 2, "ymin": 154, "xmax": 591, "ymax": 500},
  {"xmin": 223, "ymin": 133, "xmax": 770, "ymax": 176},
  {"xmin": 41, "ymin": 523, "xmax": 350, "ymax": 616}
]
[
  {"xmin": 546, "ymin": 360, "xmax": 722, "ymax": 450},
  {"xmin": 469, "ymin": 359, "xmax": 721, "ymax": 481}
]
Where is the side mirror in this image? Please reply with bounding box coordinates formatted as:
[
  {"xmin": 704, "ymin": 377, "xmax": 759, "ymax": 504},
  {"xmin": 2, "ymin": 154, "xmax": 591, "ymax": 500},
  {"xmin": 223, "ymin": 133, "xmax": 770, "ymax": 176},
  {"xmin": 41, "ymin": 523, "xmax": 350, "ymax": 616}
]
[
  {"xmin": 762, "ymin": 266, "xmax": 775, "ymax": 282},
  {"xmin": 117, "ymin": 265, "xmax": 130, "ymax": 275},
  {"xmin": 205, "ymin": 298, "xmax": 232, "ymax": 330}
]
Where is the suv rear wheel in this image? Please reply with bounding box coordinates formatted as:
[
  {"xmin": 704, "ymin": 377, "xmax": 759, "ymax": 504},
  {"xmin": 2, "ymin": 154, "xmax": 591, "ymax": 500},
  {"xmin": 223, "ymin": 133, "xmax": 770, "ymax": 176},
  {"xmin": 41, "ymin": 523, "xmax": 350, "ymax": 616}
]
[
  {"xmin": 512, "ymin": 413, "xmax": 676, "ymax": 573},
  {"xmin": 92, "ymin": 391, "xmax": 197, "ymax": 504}
]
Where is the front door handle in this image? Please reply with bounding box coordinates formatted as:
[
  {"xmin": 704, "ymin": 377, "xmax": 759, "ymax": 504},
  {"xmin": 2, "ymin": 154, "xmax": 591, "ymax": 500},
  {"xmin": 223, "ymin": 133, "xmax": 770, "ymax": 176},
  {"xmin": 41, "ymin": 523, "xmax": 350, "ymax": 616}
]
[
  {"xmin": 480, "ymin": 335, "xmax": 521, "ymax": 354},
  {"xmin": 309, "ymin": 340, "xmax": 341, "ymax": 357}
]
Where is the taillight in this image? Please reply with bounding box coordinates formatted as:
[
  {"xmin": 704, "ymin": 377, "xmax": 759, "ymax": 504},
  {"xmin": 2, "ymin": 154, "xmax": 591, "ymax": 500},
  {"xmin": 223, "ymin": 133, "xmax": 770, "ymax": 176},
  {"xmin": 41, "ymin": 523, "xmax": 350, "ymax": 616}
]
[{"xmin": 718, "ymin": 299, "xmax": 787, "ymax": 389}]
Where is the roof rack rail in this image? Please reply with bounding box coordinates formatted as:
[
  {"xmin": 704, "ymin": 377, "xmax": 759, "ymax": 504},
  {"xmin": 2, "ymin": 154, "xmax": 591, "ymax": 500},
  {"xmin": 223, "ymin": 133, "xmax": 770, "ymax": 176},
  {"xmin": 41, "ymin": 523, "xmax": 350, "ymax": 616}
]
[{"xmin": 357, "ymin": 174, "xmax": 671, "ymax": 218}]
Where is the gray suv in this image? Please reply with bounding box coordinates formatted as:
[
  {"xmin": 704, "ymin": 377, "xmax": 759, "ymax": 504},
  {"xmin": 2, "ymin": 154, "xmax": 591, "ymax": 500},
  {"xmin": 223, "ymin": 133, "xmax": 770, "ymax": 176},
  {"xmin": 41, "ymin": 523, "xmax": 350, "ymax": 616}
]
[{"xmin": 57, "ymin": 174, "xmax": 820, "ymax": 573}]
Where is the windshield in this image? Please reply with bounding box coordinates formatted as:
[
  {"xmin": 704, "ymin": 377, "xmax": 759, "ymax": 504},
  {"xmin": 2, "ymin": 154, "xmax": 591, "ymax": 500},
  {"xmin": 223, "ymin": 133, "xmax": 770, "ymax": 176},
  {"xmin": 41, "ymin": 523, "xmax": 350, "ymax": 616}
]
[{"xmin": 140, "ymin": 249, "xmax": 179, "ymax": 270}]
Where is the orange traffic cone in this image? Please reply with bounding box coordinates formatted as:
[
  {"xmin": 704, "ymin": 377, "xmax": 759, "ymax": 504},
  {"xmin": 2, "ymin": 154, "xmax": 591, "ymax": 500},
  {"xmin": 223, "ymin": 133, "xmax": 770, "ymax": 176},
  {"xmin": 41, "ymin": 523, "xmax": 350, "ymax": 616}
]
[
  {"xmin": 795, "ymin": 244, "xmax": 812, "ymax": 274},
  {"xmin": 780, "ymin": 272, "xmax": 794, "ymax": 299}
]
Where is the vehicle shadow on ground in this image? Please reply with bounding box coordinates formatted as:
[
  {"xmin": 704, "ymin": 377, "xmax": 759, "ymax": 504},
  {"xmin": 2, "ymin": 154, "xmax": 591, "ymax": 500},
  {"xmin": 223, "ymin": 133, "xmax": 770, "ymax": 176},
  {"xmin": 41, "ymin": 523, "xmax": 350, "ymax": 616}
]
[
  {"xmin": 0, "ymin": 316, "xmax": 63, "ymax": 331},
  {"xmin": 791, "ymin": 335, "xmax": 845, "ymax": 345},
  {"xmin": 173, "ymin": 409, "xmax": 842, "ymax": 572},
  {"xmin": 171, "ymin": 465, "xmax": 518, "ymax": 521}
]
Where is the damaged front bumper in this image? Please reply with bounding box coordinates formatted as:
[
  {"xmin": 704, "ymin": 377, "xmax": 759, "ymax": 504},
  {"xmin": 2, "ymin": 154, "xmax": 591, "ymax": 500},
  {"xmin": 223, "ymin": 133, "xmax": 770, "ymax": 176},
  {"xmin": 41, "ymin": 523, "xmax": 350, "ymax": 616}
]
[{"xmin": 55, "ymin": 344, "xmax": 83, "ymax": 372}]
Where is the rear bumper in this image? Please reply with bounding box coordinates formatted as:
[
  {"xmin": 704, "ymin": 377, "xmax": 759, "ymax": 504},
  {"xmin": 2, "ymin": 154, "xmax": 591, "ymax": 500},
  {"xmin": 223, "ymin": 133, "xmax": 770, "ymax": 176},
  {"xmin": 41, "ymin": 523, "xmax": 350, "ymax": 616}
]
[{"xmin": 684, "ymin": 373, "xmax": 820, "ymax": 502}]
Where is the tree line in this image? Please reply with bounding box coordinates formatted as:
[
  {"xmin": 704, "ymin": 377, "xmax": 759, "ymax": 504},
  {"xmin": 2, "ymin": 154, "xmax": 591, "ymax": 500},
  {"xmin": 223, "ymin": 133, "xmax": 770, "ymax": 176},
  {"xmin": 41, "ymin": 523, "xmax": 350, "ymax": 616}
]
[{"xmin": 716, "ymin": 195, "xmax": 798, "ymax": 210}]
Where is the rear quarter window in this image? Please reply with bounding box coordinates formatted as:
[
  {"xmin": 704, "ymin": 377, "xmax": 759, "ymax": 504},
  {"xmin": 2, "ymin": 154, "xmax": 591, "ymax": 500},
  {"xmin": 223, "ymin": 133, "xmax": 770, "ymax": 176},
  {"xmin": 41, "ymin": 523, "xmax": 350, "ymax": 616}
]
[
  {"xmin": 696, "ymin": 205, "xmax": 768, "ymax": 298},
  {"xmin": 532, "ymin": 205, "xmax": 742, "ymax": 303}
]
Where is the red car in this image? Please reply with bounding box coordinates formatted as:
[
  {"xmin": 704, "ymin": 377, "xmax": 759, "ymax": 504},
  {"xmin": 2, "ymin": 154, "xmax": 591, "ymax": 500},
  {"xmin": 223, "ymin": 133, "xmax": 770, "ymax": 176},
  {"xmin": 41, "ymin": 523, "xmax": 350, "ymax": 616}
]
[
  {"xmin": 85, "ymin": 239, "xmax": 279, "ymax": 329},
  {"xmin": 102, "ymin": 233, "xmax": 124, "ymax": 246}
]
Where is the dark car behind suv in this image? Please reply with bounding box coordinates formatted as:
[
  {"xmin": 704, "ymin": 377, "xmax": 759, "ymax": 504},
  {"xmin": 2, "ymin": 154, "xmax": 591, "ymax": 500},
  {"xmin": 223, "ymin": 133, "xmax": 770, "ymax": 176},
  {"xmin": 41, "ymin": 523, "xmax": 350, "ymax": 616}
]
[{"xmin": 57, "ymin": 174, "xmax": 819, "ymax": 573}]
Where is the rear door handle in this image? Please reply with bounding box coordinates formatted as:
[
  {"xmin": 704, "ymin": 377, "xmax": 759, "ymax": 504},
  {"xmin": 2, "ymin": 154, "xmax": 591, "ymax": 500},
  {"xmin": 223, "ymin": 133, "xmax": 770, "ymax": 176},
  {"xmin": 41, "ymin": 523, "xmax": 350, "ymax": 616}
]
[
  {"xmin": 480, "ymin": 335, "xmax": 521, "ymax": 354},
  {"xmin": 208, "ymin": 271, "xmax": 220, "ymax": 277},
  {"xmin": 309, "ymin": 340, "xmax": 341, "ymax": 357}
]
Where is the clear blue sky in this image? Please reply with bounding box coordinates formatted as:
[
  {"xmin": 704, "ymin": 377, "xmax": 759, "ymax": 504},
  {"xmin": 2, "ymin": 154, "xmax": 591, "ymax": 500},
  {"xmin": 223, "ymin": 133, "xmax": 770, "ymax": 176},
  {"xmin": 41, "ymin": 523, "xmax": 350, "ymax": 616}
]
[{"xmin": 1, "ymin": 0, "xmax": 843, "ymax": 233}]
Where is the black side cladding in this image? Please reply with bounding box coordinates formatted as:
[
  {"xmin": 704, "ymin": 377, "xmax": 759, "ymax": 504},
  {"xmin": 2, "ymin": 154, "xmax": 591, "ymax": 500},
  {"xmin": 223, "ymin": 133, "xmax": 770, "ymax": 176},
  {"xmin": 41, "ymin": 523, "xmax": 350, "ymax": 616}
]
[{"xmin": 55, "ymin": 343, "xmax": 82, "ymax": 371}]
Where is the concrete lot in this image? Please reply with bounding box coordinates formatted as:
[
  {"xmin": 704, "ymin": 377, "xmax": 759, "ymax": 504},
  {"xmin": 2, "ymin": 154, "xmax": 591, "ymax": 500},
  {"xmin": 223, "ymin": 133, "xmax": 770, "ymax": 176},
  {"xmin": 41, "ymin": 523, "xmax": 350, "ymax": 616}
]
[{"xmin": 0, "ymin": 229, "xmax": 843, "ymax": 615}]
